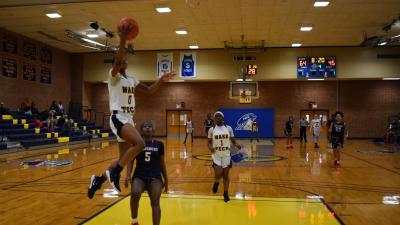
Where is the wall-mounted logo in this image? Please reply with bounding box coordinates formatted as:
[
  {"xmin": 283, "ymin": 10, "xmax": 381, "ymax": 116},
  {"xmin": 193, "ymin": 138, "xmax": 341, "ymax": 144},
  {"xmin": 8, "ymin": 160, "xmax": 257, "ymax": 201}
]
[
  {"xmin": 235, "ymin": 113, "xmax": 257, "ymax": 131},
  {"xmin": 20, "ymin": 160, "xmax": 73, "ymax": 167}
]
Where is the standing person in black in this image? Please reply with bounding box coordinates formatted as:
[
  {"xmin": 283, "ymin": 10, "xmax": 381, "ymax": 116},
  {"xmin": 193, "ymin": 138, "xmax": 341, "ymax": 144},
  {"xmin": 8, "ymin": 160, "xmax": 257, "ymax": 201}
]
[
  {"xmin": 326, "ymin": 114, "xmax": 335, "ymax": 148},
  {"xmin": 204, "ymin": 113, "xmax": 214, "ymax": 136},
  {"xmin": 299, "ymin": 116, "xmax": 309, "ymax": 143},
  {"xmin": 285, "ymin": 116, "xmax": 294, "ymax": 148},
  {"xmin": 250, "ymin": 121, "xmax": 260, "ymax": 143},
  {"xmin": 125, "ymin": 121, "xmax": 168, "ymax": 225},
  {"xmin": 329, "ymin": 112, "xmax": 347, "ymax": 167}
]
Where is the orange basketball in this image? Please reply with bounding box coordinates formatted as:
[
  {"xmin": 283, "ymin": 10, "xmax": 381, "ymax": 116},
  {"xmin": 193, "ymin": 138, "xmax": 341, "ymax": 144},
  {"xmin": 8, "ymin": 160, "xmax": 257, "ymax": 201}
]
[{"xmin": 117, "ymin": 17, "xmax": 139, "ymax": 40}]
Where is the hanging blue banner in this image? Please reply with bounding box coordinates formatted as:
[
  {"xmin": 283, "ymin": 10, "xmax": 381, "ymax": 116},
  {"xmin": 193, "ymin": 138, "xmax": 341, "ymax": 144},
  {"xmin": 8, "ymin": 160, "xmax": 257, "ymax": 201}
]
[
  {"xmin": 180, "ymin": 52, "xmax": 196, "ymax": 78},
  {"xmin": 219, "ymin": 108, "xmax": 274, "ymax": 138}
]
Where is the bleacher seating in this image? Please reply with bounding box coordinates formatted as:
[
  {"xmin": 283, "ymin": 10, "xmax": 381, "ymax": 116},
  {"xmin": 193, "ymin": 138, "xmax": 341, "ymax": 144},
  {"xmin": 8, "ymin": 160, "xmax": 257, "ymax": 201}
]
[{"xmin": 0, "ymin": 113, "xmax": 115, "ymax": 150}]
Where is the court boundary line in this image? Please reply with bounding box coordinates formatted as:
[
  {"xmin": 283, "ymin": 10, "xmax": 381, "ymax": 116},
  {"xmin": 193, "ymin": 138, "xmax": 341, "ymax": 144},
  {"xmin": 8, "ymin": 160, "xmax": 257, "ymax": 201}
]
[
  {"xmin": 79, "ymin": 193, "xmax": 345, "ymax": 225},
  {"xmin": 342, "ymin": 151, "xmax": 400, "ymax": 176}
]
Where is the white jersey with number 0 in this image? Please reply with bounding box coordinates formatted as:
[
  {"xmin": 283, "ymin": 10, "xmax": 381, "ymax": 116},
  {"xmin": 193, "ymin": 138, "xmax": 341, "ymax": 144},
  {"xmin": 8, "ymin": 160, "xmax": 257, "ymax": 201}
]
[
  {"xmin": 311, "ymin": 119, "xmax": 321, "ymax": 130},
  {"xmin": 108, "ymin": 69, "xmax": 140, "ymax": 113},
  {"xmin": 208, "ymin": 125, "xmax": 234, "ymax": 157}
]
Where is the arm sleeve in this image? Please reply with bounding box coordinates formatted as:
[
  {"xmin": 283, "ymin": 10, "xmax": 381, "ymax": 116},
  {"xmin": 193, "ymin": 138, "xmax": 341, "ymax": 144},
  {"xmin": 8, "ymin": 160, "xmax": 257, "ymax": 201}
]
[
  {"xmin": 133, "ymin": 76, "xmax": 140, "ymax": 87},
  {"xmin": 208, "ymin": 127, "xmax": 213, "ymax": 139},
  {"xmin": 227, "ymin": 126, "xmax": 234, "ymax": 137},
  {"xmin": 159, "ymin": 141, "xmax": 164, "ymax": 156},
  {"xmin": 108, "ymin": 68, "xmax": 120, "ymax": 85}
]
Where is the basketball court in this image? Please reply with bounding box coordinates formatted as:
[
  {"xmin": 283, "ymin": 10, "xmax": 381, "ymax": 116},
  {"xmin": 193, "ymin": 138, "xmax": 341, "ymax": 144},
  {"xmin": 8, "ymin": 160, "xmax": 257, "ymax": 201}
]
[{"xmin": 0, "ymin": 1, "xmax": 399, "ymax": 225}]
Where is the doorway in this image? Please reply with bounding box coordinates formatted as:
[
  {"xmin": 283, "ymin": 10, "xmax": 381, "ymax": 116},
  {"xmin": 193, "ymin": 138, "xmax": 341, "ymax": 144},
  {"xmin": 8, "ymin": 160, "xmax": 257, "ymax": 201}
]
[{"xmin": 166, "ymin": 110, "xmax": 192, "ymax": 139}]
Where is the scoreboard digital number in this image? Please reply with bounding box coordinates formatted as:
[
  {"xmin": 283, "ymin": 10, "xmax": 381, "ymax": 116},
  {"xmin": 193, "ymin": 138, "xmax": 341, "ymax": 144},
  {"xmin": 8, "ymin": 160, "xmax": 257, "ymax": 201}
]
[
  {"xmin": 297, "ymin": 56, "xmax": 336, "ymax": 78},
  {"xmin": 247, "ymin": 64, "xmax": 257, "ymax": 75}
]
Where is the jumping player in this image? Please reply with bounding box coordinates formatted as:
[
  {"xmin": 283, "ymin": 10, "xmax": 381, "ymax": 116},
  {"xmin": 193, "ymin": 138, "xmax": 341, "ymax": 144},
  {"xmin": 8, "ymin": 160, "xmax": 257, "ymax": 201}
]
[
  {"xmin": 125, "ymin": 121, "xmax": 168, "ymax": 225},
  {"xmin": 88, "ymin": 22, "xmax": 175, "ymax": 198},
  {"xmin": 310, "ymin": 114, "xmax": 321, "ymax": 148},
  {"xmin": 329, "ymin": 112, "xmax": 347, "ymax": 167},
  {"xmin": 208, "ymin": 111, "xmax": 241, "ymax": 202},
  {"xmin": 285, "ymin": 116, "xmax": 294, "ymax": 148}
]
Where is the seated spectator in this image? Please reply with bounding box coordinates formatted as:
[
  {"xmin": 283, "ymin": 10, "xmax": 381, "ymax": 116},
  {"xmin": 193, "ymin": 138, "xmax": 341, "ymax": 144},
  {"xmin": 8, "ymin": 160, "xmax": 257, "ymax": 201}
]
[
  {"xmin": 60, "ymin": 117, "xmax": 73, "ymax": 137},
  {"xmin": 20, "ymin": 97, "xmax": 32, "ymax": 112},
  {"xmin": 0, "ymin": 102, "xmax": 10, "ymax": 115},
  {"xmin": 45, "ymin": 110, "xmax": 57, "ymax": 131},
  {"xmin": 57, "ymin": 101, "xmax": 64, "ymax": 115},
  {"xmin": 33, "ymin": 116, "xmax": 43, "ymax": 128},
  {"xmin": 30, "ymin": 101, "xmax": 39, "ymax": 115}
]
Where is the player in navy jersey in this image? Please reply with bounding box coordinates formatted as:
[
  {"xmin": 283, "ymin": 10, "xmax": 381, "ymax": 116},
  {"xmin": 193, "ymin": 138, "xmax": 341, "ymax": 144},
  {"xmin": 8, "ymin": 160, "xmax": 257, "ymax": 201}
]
[
  {"xmin": 125, "ymin": 121, "xmax": 168, "ymax": 225},
  {"xmin": 285, "ymin": 116, "xmax": 294, "ymax": 148},
  {"xmin": 329, "ymin": 112, "xmax": 348, "ymax": 167},
  {"xmin": 87, "ymin": 23, "xmax": 175, "ymax": 199}
]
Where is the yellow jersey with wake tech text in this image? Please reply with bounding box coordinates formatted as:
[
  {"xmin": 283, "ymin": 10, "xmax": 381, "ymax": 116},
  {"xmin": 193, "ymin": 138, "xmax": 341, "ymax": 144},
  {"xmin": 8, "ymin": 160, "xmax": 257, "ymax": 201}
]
[
  {"xmin": 208, "ymin": 125, "xmax": 234, "ymax": 157},
  {"xmin": 108, "ymin": 69, "xmax": 140, "ymax": 113}
]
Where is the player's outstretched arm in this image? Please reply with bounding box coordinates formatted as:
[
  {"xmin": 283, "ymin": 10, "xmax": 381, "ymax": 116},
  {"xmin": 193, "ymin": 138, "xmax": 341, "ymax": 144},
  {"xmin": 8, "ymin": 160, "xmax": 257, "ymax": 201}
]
[
  {"xmin": 136, "ymin": 71, "xmax": 176, "ymax": 94},
  {"xmin": 110, "ymin": 29, "xmax": 130, "ymax": 78}
]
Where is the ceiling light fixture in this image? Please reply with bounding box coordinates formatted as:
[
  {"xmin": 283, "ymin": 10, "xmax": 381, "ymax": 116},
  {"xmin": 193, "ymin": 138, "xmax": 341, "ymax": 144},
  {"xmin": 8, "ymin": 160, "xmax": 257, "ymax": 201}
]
[
  {"xmin": 156, "ymin": 6, "xmax": 171, "ymax": 13},
  {"xmin": 300, "ymin": 25, "xmax": 313, "ymax": 31},
  {"xmin": 314, "ymin": 0, "xmax": 330, "ymax": 7},
  {"xmin": 378, "ymin": 42, "xmax": 387, "ymax": 46},
  {"xmin": 86, "ymin": 31, "xmax": 99, "ymax": 38},
  {"xmin": 45, "ymin": 10, "xmax": 62, "ymax": 19},
  {"xmin": 189, "ymin": 45, "xmax": 199, "ymax": 49},
  {"xmin": 292, "ymin": 43, "xmax": 302, "ymax": 47},
  {"xmin": 82, "ymin": 38, "xmax": 105, "ymax": 47},
  {"xmin": 392, "ymin": 34, "xmax": 400, "ymax": 38},
  {"xmin": 175, "ymin": 29, "xmax": 188, "ymax": 35},
  {"xmin": 382, "ymin": 77, "xmax": 400, "ymax": 80}
]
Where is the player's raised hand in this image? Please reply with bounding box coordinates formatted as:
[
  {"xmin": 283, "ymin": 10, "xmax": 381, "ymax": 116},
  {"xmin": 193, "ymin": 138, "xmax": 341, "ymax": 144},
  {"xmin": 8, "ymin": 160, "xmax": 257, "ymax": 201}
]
[{"xmin": 161, "ymin": 71, "xmax": 176, "ymax": 82}]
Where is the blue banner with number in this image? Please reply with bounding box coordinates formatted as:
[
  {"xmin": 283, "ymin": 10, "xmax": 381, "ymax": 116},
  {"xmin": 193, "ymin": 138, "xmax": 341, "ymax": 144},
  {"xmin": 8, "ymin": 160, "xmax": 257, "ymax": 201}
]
[
  {"xmin": 180, "ymin": 52, "xmax": 196, "ymax": 78},
  {"xmin": 219, "ymin": 108, "xmax": 274, "ymax": 138}
]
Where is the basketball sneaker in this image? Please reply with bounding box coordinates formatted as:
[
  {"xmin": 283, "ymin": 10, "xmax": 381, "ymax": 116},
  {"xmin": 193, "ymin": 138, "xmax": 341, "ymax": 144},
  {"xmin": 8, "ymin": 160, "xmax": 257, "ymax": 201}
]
[
  {"xmin": 212, "ymin": 182, "xmax": 219, "ymax": 193},
  {"xmin": 106, "ymin": 165, "xmax": 122, "ymax": 192},
  {"xmin": 223, "ymin": 191, "xmax": 230, "ymax": 202},
  {"xmin": 88, "ymin": 175, "xmax": 105, "ymax": 199}
]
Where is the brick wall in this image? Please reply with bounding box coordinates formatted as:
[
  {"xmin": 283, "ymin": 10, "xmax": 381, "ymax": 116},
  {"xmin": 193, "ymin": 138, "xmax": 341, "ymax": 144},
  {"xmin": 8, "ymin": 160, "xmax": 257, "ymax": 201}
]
[
  {"xmin": 86, "ymin": 80, "xmax": 400, "ymax": 138},
  {"xmin": 0, "ymin": 29, "xmax": 71, "ymax": 112}
]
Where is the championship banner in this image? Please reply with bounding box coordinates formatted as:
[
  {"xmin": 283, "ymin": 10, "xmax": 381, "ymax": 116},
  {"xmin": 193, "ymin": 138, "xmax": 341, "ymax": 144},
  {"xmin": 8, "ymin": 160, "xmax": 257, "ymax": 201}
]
[
  {"xmin": 2, "ymin": 58, "xmax": 18, "ymax": 78},
  {"xmin": 179, "ymin": 52, "xmax": 196, "ymax": 78},
  {"xmin": 157, "ymin": 52, "xmax": 173, "ymax": 78},
  {"xmin": 219, "ymin": 108, "xmax": 274, "ymax": 138},
  {"xmin": 2, "ymin": 35, "xmax": 18, "ymax": 54},
  {"xmin": 23, "ymin": 41, "xmax": 37, "ymax": 60},
  {"xmin": 40, "ymin": 67, "xmax": 52, "ymax": 84},
  {"xmin": 23, "ymin": 63, "xmax": 36, "ymax": 81}
]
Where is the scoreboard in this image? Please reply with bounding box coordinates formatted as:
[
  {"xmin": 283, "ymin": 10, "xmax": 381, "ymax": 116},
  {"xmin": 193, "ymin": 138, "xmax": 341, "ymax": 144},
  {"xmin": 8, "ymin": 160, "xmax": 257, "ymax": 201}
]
[
  {"xmin": 246, "ymin": 64, "xmax": 257, "ymax": 75},
  {"xmin": 297, "ymin": 56, "xmax": 336, "ymax": 78}
]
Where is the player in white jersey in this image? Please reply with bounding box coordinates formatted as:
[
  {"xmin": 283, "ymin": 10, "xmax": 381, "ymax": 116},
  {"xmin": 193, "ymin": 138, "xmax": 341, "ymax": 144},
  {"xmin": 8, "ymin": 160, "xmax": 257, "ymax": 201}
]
[
  {"xmin": 208, "ymin": 111, "xmax": 241, "ymax": 202},
  {"xmin": 88, "ymin": 23, "xmax": 175, "ymax": 198},
  {"xmin": 310, "ymin": 114, "xmax": 321, "ymax": 148},
  {"xmin": 183, "ymin": 117, "xmax": 193, "ymax": 144}
]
